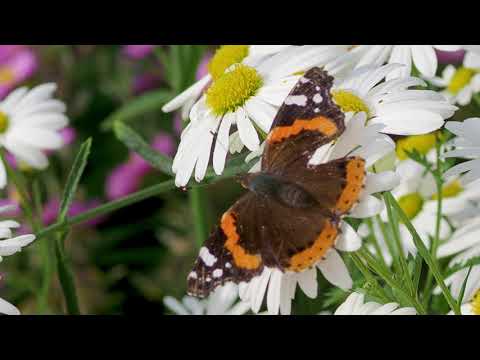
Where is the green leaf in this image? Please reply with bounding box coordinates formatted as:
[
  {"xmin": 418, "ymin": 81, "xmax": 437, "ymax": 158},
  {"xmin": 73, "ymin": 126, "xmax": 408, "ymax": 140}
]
[
  {"xmin": 113, "ymin": 121, "xmax": 173, "ymax": 176},
  {"xmin": 458, "ymin": 266, "xmax": 473, "ymax": 306},
  {"xmin": 101, "ymin": 89, "xmax": 171, "ymax": 131},
  {"xmin": 58, "ymin": 138, "xmax": 92, "ymax": 223},
  {"xmin": 385, "ymin": 191, "xmax": 461, "ymax": 314}
]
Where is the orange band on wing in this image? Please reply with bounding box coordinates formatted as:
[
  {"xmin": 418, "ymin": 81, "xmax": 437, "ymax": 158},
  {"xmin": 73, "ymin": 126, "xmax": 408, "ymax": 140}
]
[
  {"xmin": 221, "ymin": 211, "xmax": 262, "ymax": 270},
  {"xmin": 335, "ymin": 157, "xmax": 366, "ymax": 214},
  {"xmin": 267, "ymin": 116, "xmax": 338, "ymax": 144},
  {"xmin": 288, "ymin": 220, "xmax": 337, "ymax": 272}
]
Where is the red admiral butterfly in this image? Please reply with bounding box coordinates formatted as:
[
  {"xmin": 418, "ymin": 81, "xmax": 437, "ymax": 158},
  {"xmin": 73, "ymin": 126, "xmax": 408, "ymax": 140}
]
[{"xmin": 187, "ymin": 67, "xmax": 366, "ymax": 298}]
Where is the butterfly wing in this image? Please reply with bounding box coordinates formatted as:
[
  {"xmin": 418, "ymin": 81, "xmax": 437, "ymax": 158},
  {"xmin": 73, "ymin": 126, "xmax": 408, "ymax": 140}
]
[
  {"xmin": 262, "ymin": 67, "xmax": 366, "ymax": 215},
  {"xmin": 262, "ymin": 67, "xmax": 345, "ymax": 174},
  {"xmin": 187, "ymin": 192, "xmax": 339, "ymax": 298}
]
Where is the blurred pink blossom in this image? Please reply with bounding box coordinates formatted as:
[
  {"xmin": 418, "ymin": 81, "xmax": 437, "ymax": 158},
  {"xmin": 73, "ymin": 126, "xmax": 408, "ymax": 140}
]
[
  {"xmin": 123, "ymin": 45, "xmax": 155, "ymax": 60},
  {"xmin": 106, "ymin": 132, "xmax": 176, "ymax": 200},
  {"xmin": 436, "ymin": 48, "xmax": 465, "ymax": 65},
  {"xmin": 0, "ymin": 46, "xmax": 38, "ymax": 99},
  {"xmin": 42, "ymin": 198, "xmax": 104, "ymax": 227}
]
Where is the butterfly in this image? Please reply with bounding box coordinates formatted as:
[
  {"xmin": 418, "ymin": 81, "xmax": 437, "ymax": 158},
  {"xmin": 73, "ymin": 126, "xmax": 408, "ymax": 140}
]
[{"xmin": 187, "ymin": 67, "xmax": 366, "ymax": 298}]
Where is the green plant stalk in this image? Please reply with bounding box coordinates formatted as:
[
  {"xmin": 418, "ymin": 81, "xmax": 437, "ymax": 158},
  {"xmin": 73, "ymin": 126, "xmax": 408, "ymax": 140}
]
[
  {"xmin": 375, "ymin": 215, "xmax": 402, "ymax": 275},
  {"xmin": 385, "ymin": 192, "xmax": 460, "ymax": 314},
  {"xmin": 384, "ymin": 193, "xmax": 416, "ymax": 296},
  {"xmin": 349, "ymin": 253, "xmax": 391, "ymax": 303},
  {"xmin": 358, "ymin": 248, "xmax": 427, "ymax": 314},
  {"xmin": 189, "ymin": 187, "xmax": 210, "ymax": 249},
  {"xmin": 54, "ymin": 231, "xmax": 80, "ymax": 314},
  {"xmin": 37, "ymin": 162, "xmax": 250, "ymax": 241},
  {"xmin": 365, "ymin": 218, "xmax": 388, "ymax": 268},
  {"xmin": 423, "ymin": 136, "xmax": 444, "ymax": 307}
]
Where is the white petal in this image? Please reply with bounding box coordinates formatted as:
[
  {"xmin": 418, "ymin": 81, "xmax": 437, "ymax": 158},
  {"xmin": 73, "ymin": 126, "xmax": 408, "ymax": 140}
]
[
  {"xmin": 236, "ymin": 108, "xmax": 260, "ymax": 151},
  {"xmin": 411, "ymin": 46, "xmax": 437, "ymax": 78},
  {"xmin": 162, "ymin": 75, "xmax": 211, "ymax": 113},
  {"xmin": 317, "ymin": 249, "xmax": 352, "ymax": 290},
  {"xmin": 349, "ymin": 195, "xmax": 383, "ymax": 218},
  {"xmin": 371, "ymin": 110, "xmax": 444, "ymax": 135},
  {"xmin": 0, "ymin": 297, "xmax": 20, "ymax": 315},
  {"xmin": 266, "ymin": 269, "xmax": 282, "ymax": 315},
  {"xmin": 297, "ymin": 268, "xmax": 318, "ymax": 299},
  {"xmin": 213, "ymin": 115, "xmax": 233, "ymax": 175},
  {"xmin": 335, "ymin": 222, "xmax": 362, "ymax": 252}
]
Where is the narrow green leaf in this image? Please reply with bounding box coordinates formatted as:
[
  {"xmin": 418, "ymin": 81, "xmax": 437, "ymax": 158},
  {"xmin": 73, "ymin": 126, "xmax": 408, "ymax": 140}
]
[
  {"xmin": 58, "ymin": 138, "xmax": 92, "ymax": 222},
  {"xmin": 54, "ymin": 232, "xmax": 80, "ymax": 315},
  {"xmin": 385, "ymin": 191, "xmax": 460, "ymax": 314},
  {"xmin": 101, "ymin": 89, "xmax": 171, "ymax": 131},
  {"xmin": 113, "ymin": 121, "xmax": 173, "ymax": 176},
  {"xmin": 458, "ymin": 266, "xmax": 473, "ymax": 306}
]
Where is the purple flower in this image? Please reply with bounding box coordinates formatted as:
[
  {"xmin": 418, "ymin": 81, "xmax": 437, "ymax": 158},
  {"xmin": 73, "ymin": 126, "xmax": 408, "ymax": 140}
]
[
  {"xmin": 436, "ymin": 48, "xmax": 465, "ymax": 65},
  {"xmin": 106, "ymin": 132, "xmax": 176, "ymax": 200},
  {"xmin": 42, "ymin": 198, "xmax": 104, "ymax": 227},
  {"xmin": 0, "ymin": 46, "xmax": 38, "ymax": 100},
  {"xmin": 123, "ymin": 45, "xmax": 155, "ymax": 60},
  {"xmin": 132, "ymin": 73, "xmax": 161, "ymax": 95},
  {"xmin": 196, "ymin": 52, "xmax": 212, "ymax": 80},
  {"xmin": 59, "ymin": 127, "xmax": 77, "ymax": 146}
]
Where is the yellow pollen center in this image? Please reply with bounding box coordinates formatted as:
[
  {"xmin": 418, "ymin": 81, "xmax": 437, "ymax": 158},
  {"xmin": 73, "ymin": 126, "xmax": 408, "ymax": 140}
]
[
  {"xmin": 432, "ymin": 180, "xmax": 464, "ymax": 200},
  {"xmin": 208, "ymin": 45, "xmax": 250, "ymax": 81},
  {"xmin": 396, "ymin": 133, "xmax": 438, "ymax": 161},
  {"xmin": 331, "ymin": 90, "xmax": 370, "ymax": 117},
  {"xmin": 472, "ymin": 289, "xmax": 480, "ymax": 315},
  {"xmin": 398, "ymin": 193, "xmax": 424, "ymax": 220},
  {"xmin": 0, "ymin": 111, "xmax": 9, "ymax": 133},
  {"xmin": 206, "ymin": 64, "xmax": 263, "ymax": 116},
  {"xmin": 448, "ymin": 67, "xmax": 475, "ymax": 94},
  {"xmin": 0, "ymin": 67, "xmax": 14, "ymax": 84}
]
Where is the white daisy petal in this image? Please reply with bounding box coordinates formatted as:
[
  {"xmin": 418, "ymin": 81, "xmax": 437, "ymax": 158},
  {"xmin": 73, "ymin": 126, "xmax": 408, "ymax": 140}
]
[{"xmin": 317, "ymin": 249, "xmax": 352, "ymax": 290}]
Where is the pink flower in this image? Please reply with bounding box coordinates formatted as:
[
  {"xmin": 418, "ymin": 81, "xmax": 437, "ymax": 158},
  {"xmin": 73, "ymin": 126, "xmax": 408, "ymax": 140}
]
[
  {"xmin": 196, "ymin": 52, "xmax": 212, "ymax": 80},
  {"xmin": 106, "ymin": 132, "xmax": 176, "ymax": 200},
  {"xmin": 132, "ymin": 73, "xmax": 161, "ymax": 95},
  {"xmin": 42, "ymin": 198, "xmax": 104, "ymax": 227},
  {"xmin": 123, "ymin": 45, "xmax": 155, "ymax": 60},
  {"xmin": 0, "ymin": 46, "xmax": 38, "ymax": 99},
  {"xmin": 436, "ymin": 48, "xmax": 465, "ymax": 65}
]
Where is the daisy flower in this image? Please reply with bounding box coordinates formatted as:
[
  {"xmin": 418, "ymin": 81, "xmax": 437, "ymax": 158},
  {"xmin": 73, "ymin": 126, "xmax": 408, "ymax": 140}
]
[
  {"xmin": 161, "ymin": 45, "xmax": 294, "ymax": 118},
  {"xmin": 427, "ymin": 51, "xmax": 480, "ymax": 105},
  {"xmin": 443, "ymin": 118, "xmax": 480, "ymax": 185},
  {"xmin": 335, "ymin": 45, "xmax": 462, "ymax": 80},
  {"xmin": 331, "ymin": 63, "xmax": 457, "ymax": 136},
  {"xmin": 163, "ymin": 283, "xmax": 250, "ymax": 315},
  {"xmin": 0, "ymin": 204, "xmax": 35, "ymax": 261},
  {"xmin": 435, "ymin": 219, "xmax": 480, "ymax": 315},
  {"xmin": 172, "ymin": 45, "xmax": 349, "ymax": 187},
  {"xmin": 237, "ymin": 112, "xmax": 398, "ymax": 315},
  {"xmin": 0, "ymin": 46, "xmax": 37, "ymax": 100},
  {"xmin": 0, "ymin": 83, "xmax": 69, "ymax": 188},
  {"xmin": 0, "ymin": 296, "xmax": 19, "ymax": 315},
  {"xmin": 334, "ymin": 292, "xmax": 416, "ymax": 315}
]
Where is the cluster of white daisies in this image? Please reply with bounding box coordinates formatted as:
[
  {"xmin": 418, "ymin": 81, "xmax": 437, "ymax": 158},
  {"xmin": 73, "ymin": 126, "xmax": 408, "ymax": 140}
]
[
  {"xmin": 163, "ymin": 45, "xmax": 480, "ymax": 315},
  {"xmin": 0, "ymin": 83, "xmax": 69, "ymax": 314}
]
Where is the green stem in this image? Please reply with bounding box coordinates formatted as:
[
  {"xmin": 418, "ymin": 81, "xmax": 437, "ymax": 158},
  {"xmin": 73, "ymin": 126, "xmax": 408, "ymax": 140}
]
[
  {"xmin": 358, "ymin": 248, "xmax": 427, "ymax": 314},
  {"xmin": 349, "ymin": 253, "xmax": 391, "ymax": 303},
  {"xmin": 385, "ymin": 192, "xmax": 460, "ymax": 315},
  {"xmin": 54, "ymin": 231, "xmax": 80, "ymax": 314},
  {"xmin": 384, "ymin": 193, "xmax": 416, "ymax": 296},
  {"xmin": 189, "ymin": 187, "xmax": 210, "ymax": 249},
  {"xmin": 375, "ymin": 215, "xmax": 402, "ymax": 274},
  {"xmin": 37, "ymin": 161, "xmax": 250, "ymax": 241}
]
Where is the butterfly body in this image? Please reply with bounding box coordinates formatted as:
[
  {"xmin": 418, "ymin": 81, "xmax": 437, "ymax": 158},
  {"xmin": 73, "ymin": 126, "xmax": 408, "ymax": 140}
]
[{"xmin": 187, "ymin": 67, "xmax": 366, "ymax": 298}]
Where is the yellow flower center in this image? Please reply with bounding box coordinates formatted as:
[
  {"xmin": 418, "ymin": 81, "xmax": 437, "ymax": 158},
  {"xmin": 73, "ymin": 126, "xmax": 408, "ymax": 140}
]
[
  {"xmin": 0, "ymin": 67, "xmax": 14, "ymax": 84},
  {"xmin": 208, "ymin": 45, "xmax": 250, "ymax": 81},
  {"xmin": 448, "ymin": 67, "xmax": 475, "ymax": 95},
  {"xmin": 396, "ymin": 133, "xmax": 438, "ymax": 161},
  {"xmin": 206, "ymin": 64, "xmax": 263, "ymax": 116},
  {"xmin": 432, "ymin": 180, "xmax": 464, "ymax": 200},
  {"xmin": 472, "ymin": 289, "xmax": 480, "ymax": 315},
  {"xmin": 0, "ymin": 111, "xmax": 10, "ymax": 133},
  {"xmin": 331, "ymin": 90, "xmax": 371, "ymax": 117},
  {"xmin": 398, "ymin": 193, "xmax": 424, "ymax": 220}
]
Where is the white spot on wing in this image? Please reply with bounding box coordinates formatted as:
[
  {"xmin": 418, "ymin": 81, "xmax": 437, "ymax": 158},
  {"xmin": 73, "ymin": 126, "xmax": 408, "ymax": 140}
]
[
  {"xmin": 300, "ymin": 77, "xmax": 310, "ymax": 84},
  {"xmin": 314, "ymin": 108, "xmax": 320, "ymax": 113},
  {"xmin": 188, "ymin": 271, "xmax": 198, "ymax": 279},
  {"xmin": 199, "ymin": 247, "xmax": 217, "ymax": 267},
  {"xmin": 313, "ymin": 94, "xmax": 323, "ymax": 104},
  {"xmin": 225, "ymin": 262, "xmax": 232, "ymax": 268},
  {"xmin": 315, "ymin": 86, "xmax": 320, "ymax": 91},
  {"xmin": 212, "ymin": 269, "xmax": 223, "ymax": 278},
  {"xmin": 284, "ymin": 95, "xmax": 308, "ymax": 107}
]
